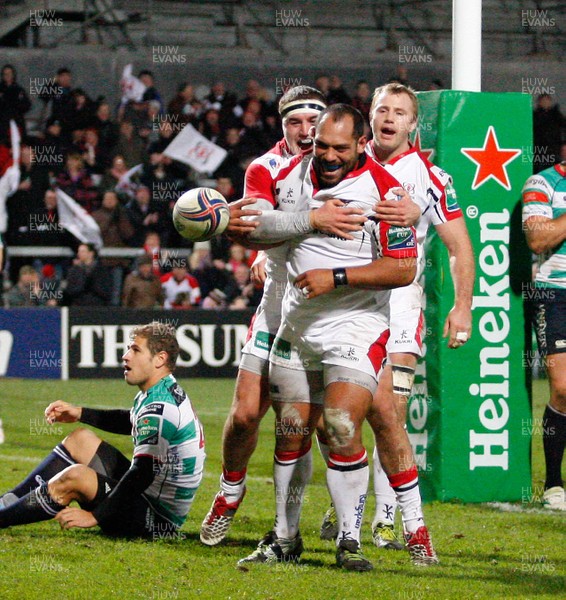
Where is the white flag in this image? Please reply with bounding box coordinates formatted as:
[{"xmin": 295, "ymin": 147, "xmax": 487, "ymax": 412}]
[
  {"xmin": 10, "ymin": 120, "xmax": 20, "ymax": 165},
  {"xmin": 55, "ymin": 188, "xmax": 103, "ymax": 249},
  {"xmin": 0, "ymin": 121, "xmax": 21, "ymax": 233},
  {"xmin": 120, "ymin": 64, "xmax": 146, "ymax": 104},
  {"xmin": 115, "ymin": 163, "xmax": 143, "ymax": 199},
  {"xmin": 163, "ymin": 124, "xmax": 227, "ymax": 173}
]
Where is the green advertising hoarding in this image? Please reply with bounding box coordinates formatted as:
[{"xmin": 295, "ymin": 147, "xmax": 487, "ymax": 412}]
[{"xmin": 407, "ymin": 91, "xmax": 532, "ymax": 502}]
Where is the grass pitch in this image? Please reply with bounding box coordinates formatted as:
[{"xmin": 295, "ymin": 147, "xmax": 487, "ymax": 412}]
[{"xmin": 0, "ymin": 378, "xmax": 564, "ymax": 600}]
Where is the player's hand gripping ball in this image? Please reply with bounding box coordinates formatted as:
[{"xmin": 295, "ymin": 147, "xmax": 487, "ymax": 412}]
[{"xmin": 172, "ymin": 187, "xmax": 230, "ymax": 242}]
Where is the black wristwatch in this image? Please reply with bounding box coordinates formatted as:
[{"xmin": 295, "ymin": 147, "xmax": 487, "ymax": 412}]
[{"xmin": 332, "ymin": 268, "xmax": 348, "ymax": 288}]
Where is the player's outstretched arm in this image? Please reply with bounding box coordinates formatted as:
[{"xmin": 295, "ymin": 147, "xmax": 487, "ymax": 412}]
[
  {"xmin": 226, "ymin": 197, "xmax": 262, "ymax": 235},
  {"xmin": 373, "ymin": 187, "xmax": 421, "ymax": 227},
  {"xmin": 247, "ymin": 198, "xmax": 366, "ymax": 244},
  {"xmin": 295, "ymin": 256, "xmax": 416, "ymax": 298},
  {"xmin": 435, "ymin": 218, "xmax": 475, "ymax": 348},
  {"xmin": 44, "ymin": 401, "xmax": 81, "ymax": 424}
]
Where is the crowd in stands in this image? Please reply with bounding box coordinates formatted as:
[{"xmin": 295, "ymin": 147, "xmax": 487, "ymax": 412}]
[{"xmin": 0, "ymin": 62, "xmax": 564, "ymax": 309}]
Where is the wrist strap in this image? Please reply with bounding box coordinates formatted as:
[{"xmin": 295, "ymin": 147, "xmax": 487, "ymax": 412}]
[{"xmin": 332, "ymin": 268, "xmax": 348, "ymax": 288}]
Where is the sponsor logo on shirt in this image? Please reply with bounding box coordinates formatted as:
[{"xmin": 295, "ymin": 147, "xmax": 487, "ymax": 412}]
[
  {"xmin": 137, "ymin": 416, "xmax": 160, "ymax": 445},
  {"xmin": 445, "ymin": 184, "xmax": 461, "ymax": 212},
  {"xmin": 138, "ymin": 402, "xmax": 165, "ymax": 417},
  {"xmin": 272, "ymin": 337, "xmax": 291, "ymax": 360},
  {"xmin": 387, "ymin": 226, "xmax": 416, "ymax": 251}
]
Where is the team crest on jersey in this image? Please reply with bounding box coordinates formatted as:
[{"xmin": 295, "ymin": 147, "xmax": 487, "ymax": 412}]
[
  {"xmin": 137, "ymin": 416, "xmax": 160, "ymax": 445},
  {"xmin": 403, "ymin": 182, "xmax": 416, "ymax": 196},
  {"xmin": 168, "ymin": 382, "xmax": 187, "ymax": 406},
  {"xmin": 387, "ymin": 226, "xmax": 416, "ymax": 250}
]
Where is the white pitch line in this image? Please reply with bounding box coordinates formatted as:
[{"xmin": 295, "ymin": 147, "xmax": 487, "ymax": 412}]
[
  {"xmin": 0, "ymin": 454, "xmax": 41, "ymax": 463},
  {"xmin": 485, "ymin": 502, "xmax": 556, "ymax": 515}
]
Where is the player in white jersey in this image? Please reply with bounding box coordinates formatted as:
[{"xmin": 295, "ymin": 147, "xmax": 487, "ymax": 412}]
[
  {"xmin": 309, "ymin": 84, "xmax": 474, "ymax": 565},
  {"xmin": 0, "ymin": 323, "xmax": 205, "ymax": 537},
  {"xmin": 200, "ymin": 87, "xmax": 366, "ymax": 546},
  {"xmin": 238, "ymin": 104, "xmax": 418, "ymax": 571},
  {"xmin": 522, "ymin": 162, "xmax": 566, "ymax": 510}
]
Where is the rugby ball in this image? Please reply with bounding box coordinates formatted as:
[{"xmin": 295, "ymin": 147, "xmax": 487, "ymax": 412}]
[{"xmin": 172, "ymin": 187, "xmax": 230, "ymax": 242}]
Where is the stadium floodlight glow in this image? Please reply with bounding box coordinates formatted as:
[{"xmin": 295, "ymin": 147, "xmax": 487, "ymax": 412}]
[{"xmin": 452, "ymin": 0, "xmax": 482, "ymax": 91}]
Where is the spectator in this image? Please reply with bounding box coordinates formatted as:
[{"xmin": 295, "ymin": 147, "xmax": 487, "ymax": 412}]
[
  {"xmin": 93, "ymin": 101, "xmax": 118, "ymax": 155},
  {"xmin": 193, "ymin": 254, "xmax": 238, "ymax": 303},
  {"xmin": 5, "ymin": 265, "xmax": 43, "ymax": 307},
  {"xmin": 204, "ymin": 81, "xmax": 238, "ymax": 127},
  {"xmin": 0, "ymin": 64, "xmax": 32, "ymax": 140},
  {"xmin": 5, "ymin": 143, "xmax": 51, "ymax": 248},
  {"xmin": 236, "ymin": 111, "xmax": 269, "ymax": 158},
  {"xmin": 38, "ymin": 263, "xmax": 63, "ymax": 306},
  {"xmin": 533, "ymin": 94, "xmax": 565, "ymax": 173},
  {"xmin": 138, "ymin": 69, "xmax": 164, "ymax": 112},
  {"xmin": 114, "ymin": 120, "xmax": 146, "ymax": 170},
  {"xmin": 125, "ymin": 185, "xmax": 167, "ymax": 247},
  {"xmin": 121, "ymin": 254, "xmax": 163, "ymax": 308},
  {"xmin": 146, "ymin": 120, "xmax": 188, "ymax": 184},
  {"xmin": 199, "ymin": 108, "xmax": 222, "ymax": 143},
  {"xmin": 23, "ymin": 189, "xmax": 77, "ymax": 291},
  {"xmin": 100, "ymin": 154, "xmax": 138, "ymax": 202},
  {"xmin": 328, "ymin": 75, "xmax": 351, "ymax": 105},
  {"xmin": 229, "ymin": 263, "xmax": 262, "ymax": 309},
  {"xmin": 351, "ymin": 80, "xmax": 372, "ymax": 125},
  {"xmin": 167, "ymin": 83, "xmax": 202, "ymax": 127},
  {"xmin": 39, "ymin": 67, "xmax": 74, "ymax": 133},
  {"xmin": 161, "ymin": 262, "xmax": 201, "ymax": 309},
  {"xmin": 142, "ymin": 231, "xmax": 163, "ymax": 277},
  {"xmin": 63, "ymin": 243, "xmax": 112, "ymax": 306},
  {"xmin": 201, "ymin": 287, "xmax": 228, "ymax": 310},
  {"xmin": 66, "ymin": 88, "xmax": 96, "ymax": 136},
  {"xmin": 42, "ymin": 118, "xmax": 71, "ymax": 171},
  {"xmin": 92, "ymin": 191, "xmax": 135, "ymax": 305},
  {"xmin": 56, "ymin": 152, "xmax": 99, "ymax": 213},
  {"xmin": 227, "ymin": 243, "xmax": 248, "ymax": 273},
  {"xmin": 139, "ymin": 100, "xmax": 161, "ymax": 146},
  {"xmin": 235, "ymin": 80, "xmax": 270, "ymax": 124},
  {"xmin": 315, "ymin": 74, "xmax": 331, "ymax": 100},
  {"xmin": 77, "ymin": 128, "xmax": 109, "ymax": 176}
]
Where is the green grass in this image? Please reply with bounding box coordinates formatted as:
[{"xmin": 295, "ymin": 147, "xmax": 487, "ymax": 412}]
[{"xmin": 0, "ymin": 378, "xmax": 564, "ymax": 600}]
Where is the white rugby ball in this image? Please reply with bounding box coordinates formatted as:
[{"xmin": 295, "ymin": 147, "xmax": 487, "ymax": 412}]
[{"xmin": 172, "ymin": 187, "xmax": 230, "ymax": 242}]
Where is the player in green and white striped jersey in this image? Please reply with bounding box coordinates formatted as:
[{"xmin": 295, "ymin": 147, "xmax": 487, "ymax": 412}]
[
  {"xmin": 522, "ymin": 161, "xmax": 566, "ymax": 511},
  {"xmin": 0, "ymin": 322, "xmax": 206, "ymax": 536}
]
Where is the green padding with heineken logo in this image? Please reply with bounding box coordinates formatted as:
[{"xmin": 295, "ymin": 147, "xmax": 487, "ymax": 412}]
[{"xmin": 409, "ymin": 91, "xmax": 532, "ymax": 502}]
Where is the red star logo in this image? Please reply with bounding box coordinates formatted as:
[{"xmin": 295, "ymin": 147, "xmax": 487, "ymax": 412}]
[
  {"xmin": 411, "ymin": 129, "xmax": 434, "ymax": 161},
  {"xmin": 461, "ymin": 126, "xmax": 521, "ymax": 191}
]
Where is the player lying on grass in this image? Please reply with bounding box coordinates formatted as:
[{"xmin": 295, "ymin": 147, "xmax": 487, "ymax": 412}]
[{"xmin": 0, "ymin": 322, "xmax": 205, "ymax": 538}]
